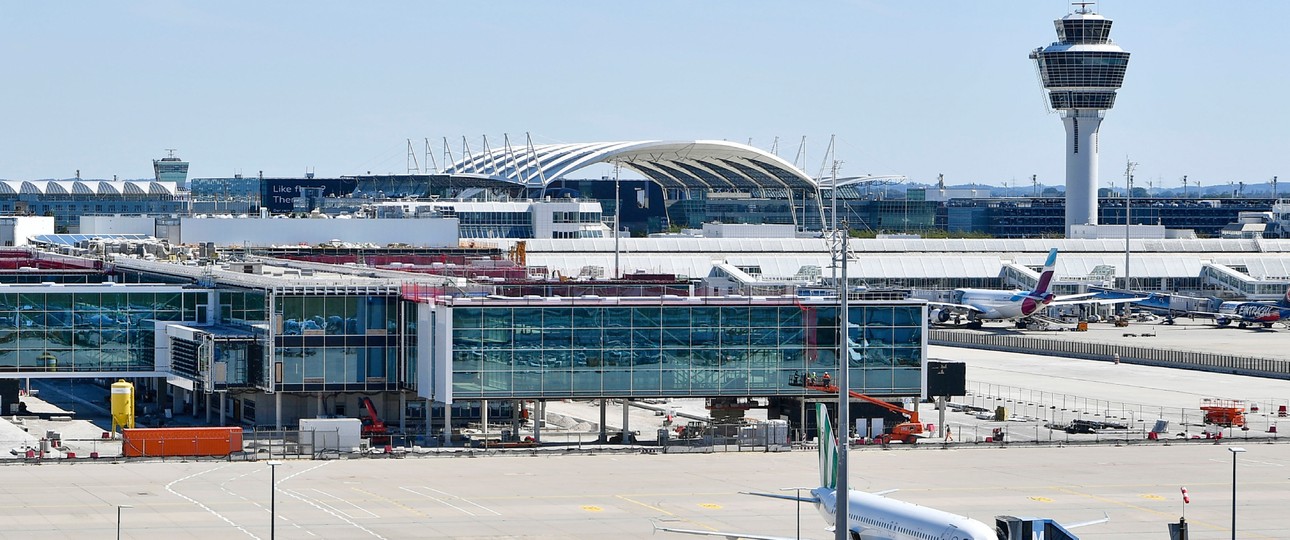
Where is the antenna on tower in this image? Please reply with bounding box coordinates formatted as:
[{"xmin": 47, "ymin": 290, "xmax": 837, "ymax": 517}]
[
  {"xmin": 1182, "ymin": 175, "xmax": 1189, "ymax": 198},
  {"xmin": 1072, "ymin": 2, "xmax": 1096, "ymax": 15},
  {"xmin": 1032, "ymin": 174, "xmax": 1038, "ymax": 197}
]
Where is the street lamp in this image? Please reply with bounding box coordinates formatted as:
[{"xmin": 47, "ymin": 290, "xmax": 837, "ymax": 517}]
[
  {"xmin": 1229, "ymin": 447, "xmax": 1245, "ymax": 540},
  {"xmin": 116, "ymin": 504, "xmax": 132, "ymax": 540},
  {"xmin": 267, "ymin": 460, "xmax": 283, "ymax": 540},
  {"xmin": 781, "ymin": 487, "xmax": 812, "ymax": 540}
]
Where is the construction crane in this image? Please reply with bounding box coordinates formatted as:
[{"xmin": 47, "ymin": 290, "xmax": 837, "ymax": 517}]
[
  {"xmin": 802, "ymin": 380, "xmax": 924, "ymax": 443},
  {"xmin": 358, "ymin": 397, "xmax": 390, "ymax": 444}
]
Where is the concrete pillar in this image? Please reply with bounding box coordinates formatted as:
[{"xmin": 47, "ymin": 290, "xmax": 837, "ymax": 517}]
[
  {"xmin": 938, "ymin": 396, "xmax": 947, "ymax": 442},
  {"xmin": 599, "ymin": 399, "xmax": 608, "ymax": 443},
  {"xmin": 204, "ymin": 391, "xmax": 211, "ymax": 423},
  {"xmin": 533, "ymin": 400, "xmax": 542, "ymax": 443},
  {"xmin": 316, "ymin": 392, "xmax": 323, "ymax": 418},
  {"xmin": 219, "ymin": 393, "xmax": 226, "ymax": 427},
  {"xmin": 443, "ymin": 400, "xmax": 452, "ymax": 447},
  {"xmin": 622, "ymin": 400, "xmax": 630, "ymax": 443},
  {"xmin": 275, "ymin": 391, "xmax": 282, "ymax": 430},
  {"xmin": 399, "ymin": 393, "xmax": 407, "ymax": 435},
  {"xmin": 800, "ymin": 397, "xmax": 807, "ymax": 442},
  {"xmin": 482, "ymin": 399, "xmax": 489, "ymax": 436}
]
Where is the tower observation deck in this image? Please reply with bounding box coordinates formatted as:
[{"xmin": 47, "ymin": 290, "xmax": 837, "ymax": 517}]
[{"xmin": 1030, "ymin": 4, "xmax": 1130, "ymax": 235}]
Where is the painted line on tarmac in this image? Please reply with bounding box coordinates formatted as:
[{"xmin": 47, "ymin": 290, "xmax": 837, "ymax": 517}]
[
  {"xmin": 398, "ymin": 486, "xmax": 479, "ymax": 516},
  {"xmin": 281, "ymin": 488, "xmax": 386, "ymax": 539},
  {"xmin": 616, "ymin": 495, "xmax": 719, "ymax": 532},
  {"xmin": 304, "ymin": 488, "xmax": 380, "ymax": 519},
  {"xmin": 423, "ymin": 487, "xmax": 501, "ymax": 516},
  {"xmin": 350, "ymin": 487, "xmax": 429, "ymax": 518},
  {"xmin": 166, "ymin": 464, "xmax": 259, "ymax": 539}
]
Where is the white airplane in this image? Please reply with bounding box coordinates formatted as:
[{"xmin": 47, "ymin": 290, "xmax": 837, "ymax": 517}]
[
  {"xmin": 927, "ymin": 248, "xmax": 1138, "ymax": 328},
  {"xmin": 656, "ymin": 404, "xmax": 1107, "ymax": 540},
  {"xmin": 655, "ymin": 403, "xmax": 997, "ymax": 540}
]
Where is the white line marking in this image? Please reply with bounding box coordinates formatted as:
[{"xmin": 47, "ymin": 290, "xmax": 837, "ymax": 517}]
[
  {"xmin": 399, "ymin": 486, "xmax": 475, "ymax": 516},
  {"xmin": 307, "ymin": 488, "xmax": 380, "ymax": 519},
  {"xmin": 166, "ymin": 465, "xmax": 259, "ymax": 539},
  {"xmin": 426, "ymin": 487, "xmax": 501, "ymax": 516},
  {"xmin": 281, "ymin": 488, "xmax": 387, "ymax": 539}
]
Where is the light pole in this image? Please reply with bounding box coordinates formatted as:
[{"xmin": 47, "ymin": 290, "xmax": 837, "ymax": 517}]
[
  {"xmin": 116, "ymin": 504, "xmax": 132, "ymax": 540},
  {"xmin": 1229, "ymin": 447, "xmax": 1245, "ymax": 540},
  {"xmin": 781, "ymin": 487, "xmax": 811, "ymax": 540},
  {"xmin": 267, "ymin": 460, "xmax": 283, "ymax": 540}
]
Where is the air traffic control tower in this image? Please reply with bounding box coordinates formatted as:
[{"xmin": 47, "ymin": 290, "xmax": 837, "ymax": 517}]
[{"xmin": 1030, "ymin": 4, "xmax": 1130, "ymax": 235}]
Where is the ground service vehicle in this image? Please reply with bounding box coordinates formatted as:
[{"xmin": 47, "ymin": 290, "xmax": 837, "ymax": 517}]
[
  {"xmin": 358, "ymin": 397, "xmax": 390, "ymax": 444},
  {"xmin": 804, "ymin": 382, "xmax": 924, "ymax": 443}
]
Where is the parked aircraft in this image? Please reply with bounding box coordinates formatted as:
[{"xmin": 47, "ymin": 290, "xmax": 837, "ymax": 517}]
[
  {"xmin": 1130, "ymin": 287, "xmax": 1290, "ymax": 328},
  {"xmin": 927, "ymin": 248, "xmax": 1138, "ymax": 328},
  {"xmin": 656, "ymin": 403, "xmax": 1107, "ymax": 540},
  {"xmin": 656, "ymin": 403, "xmax": 998, "ymax": 540}
]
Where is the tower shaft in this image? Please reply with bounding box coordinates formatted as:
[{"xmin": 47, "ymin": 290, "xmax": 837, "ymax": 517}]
[{"xmin": 1062, "ymin": 110, "xmax": 1103, "ymax": 230}]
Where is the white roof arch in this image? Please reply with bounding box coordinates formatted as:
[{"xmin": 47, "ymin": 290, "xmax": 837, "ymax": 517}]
[{"xmin": 442, "ymin": 140, "xmax": 816, "ymax": 191}]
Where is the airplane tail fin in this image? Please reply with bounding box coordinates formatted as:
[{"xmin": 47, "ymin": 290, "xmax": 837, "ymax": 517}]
[
  {"xmin": 1280, "ymin": 285, "xmax": 1290, "ymax": 308},
  {"xmin": 817, "ymin": 403, "xmax": 837, "ymax": 490},
  {"xmin": 1031, "ymin": 248, "xmax": 1059, "ymax": 299}
]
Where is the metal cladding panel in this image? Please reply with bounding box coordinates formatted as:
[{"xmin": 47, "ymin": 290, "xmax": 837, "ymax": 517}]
[{"xmin": 121, "ymin": 427, "xmax": 243, "ymax": 457}]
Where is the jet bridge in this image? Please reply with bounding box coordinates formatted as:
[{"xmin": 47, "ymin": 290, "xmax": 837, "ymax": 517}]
[{"xmin": 995, "ymin": 515, "xmax": 1081, "ymax": 540}]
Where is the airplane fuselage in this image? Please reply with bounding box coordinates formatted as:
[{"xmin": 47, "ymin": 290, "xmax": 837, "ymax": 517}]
[
  {"xmin": 812, "ymin": 487, "xmax": 996, "ymax": 540},
  {"xmin": 955, "ymin": 289, "xmax": 1049, "ymax": 320},
  {"xmin": 1216, "ymin": 301, "xmax": 1290, "ymax": 324}
]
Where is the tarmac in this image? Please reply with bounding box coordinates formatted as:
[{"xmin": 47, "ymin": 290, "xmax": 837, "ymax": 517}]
[{"xmin": 0, "ymin": 442, "xmax": 1284, "ymax": 539}]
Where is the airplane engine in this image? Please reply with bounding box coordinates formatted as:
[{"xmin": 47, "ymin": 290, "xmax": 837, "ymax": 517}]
[
  {"xmin": 1216, "ymin": 317, "xmax": 1231, "ymax": 326},
  {"xmin": 929, "ymin": 309, "xmax": 951, "ymax": 324}
]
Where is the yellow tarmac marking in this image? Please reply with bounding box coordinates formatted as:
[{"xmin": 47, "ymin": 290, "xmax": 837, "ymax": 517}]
[
  {"xmin": 1028, "ymin": 496, "xmax": 1053, "ymax": 503},
  {"xmin": 351, "ymin": 487, "xmax": 428, "ymax": 517},
  {"xmin": 1140, "ymin": 494, "xmax": 1165, "ymax": 501},
  {"xmin": 616, "ymin": 495, "xmax": 718, "ymax": 532},
  {"xmin": 582, "ymin": 505, "xmax": 603, "ymax": 512},
  {"xmin": 699, "ymin": 503, "xmax": 722, "ymax": 509}
]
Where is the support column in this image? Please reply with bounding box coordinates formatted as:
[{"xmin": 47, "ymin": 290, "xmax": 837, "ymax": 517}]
[
  {"xmin": 205, "ymin": 391, "xmax": 212, "ymax": 423},
  {"xmin": 443, "ymin": 401, "xmax": 452, "ymax": 447},
  {"xmin": 399, "ymin": 393, "xmax": 407, "ymax": 435},
  {"xmin": 533, "ymin": 400, "xmax": 542, "ymax": 443},
  {"xmin": 599, "ymin": 399, "xmax": 608, "ymax": 443},
  {"xmin": 937, "ymin": 396, "xmax": 947, "ymax": 442},
  {"xmin": 511, "ymin": 400, "xmax": 521, "ymax": 439},
  {"xmin": 482, "ymin": 399, "xmax": 489, "ymax": 436},
  {"xmin": 275, "ymin": 391, "xmax": 282, "ymax": 430},
  {"xmin": 621, "ymin": 400, "xmax": 630, "ymax": 443},
  {"xmin": 800, "ymin": 397, "xmax": 807, "ymax": 442},
  {"xmin": 316, "ymin": 392, "xmax": 323, "ymax": 418},
  {"xmin": 219, "ymin": 393, "xmax": 226, "ymax": 427}
]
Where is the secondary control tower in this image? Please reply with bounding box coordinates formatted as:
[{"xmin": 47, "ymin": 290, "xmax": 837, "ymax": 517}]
[{"xmin": 1030, "ymin": 4, "xmax": 1130, "ymax": 235}]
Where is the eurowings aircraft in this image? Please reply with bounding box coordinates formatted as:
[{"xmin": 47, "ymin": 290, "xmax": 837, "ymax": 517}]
[{"xmin": 927, "ymin": 248, "xmax": 1138, "ymax": 328}]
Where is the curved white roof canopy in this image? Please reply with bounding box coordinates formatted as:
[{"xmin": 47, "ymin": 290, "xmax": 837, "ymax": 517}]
[
  {"xmin": 442, "ymin": 140, "xmax": 817, "ymax": 191},
  {"xmin": 0, "ymin": 180, "xmax": 177, "ymax": 196}
]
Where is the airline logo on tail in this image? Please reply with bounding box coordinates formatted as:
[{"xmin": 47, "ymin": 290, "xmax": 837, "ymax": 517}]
[
  {"xmin": 1022, "ymin": 248, "xmax": 1059, "ymax": 315},
  {"xmin": 817, "ymin": 403, "xmax": 837, "ymax": 490}
]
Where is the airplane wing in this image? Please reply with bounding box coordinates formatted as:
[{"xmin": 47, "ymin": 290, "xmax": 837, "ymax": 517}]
[
  {"xmin": 652, "ymin": 522, "xmax": 807, "ymax": 540},
  {"xmin": 741, "ymin": 491, "xmax": 820, "ymax": 503},
  {"xmin": 1048, "ymin": 296, "xmax": 1145, "ymax": 307},
  {"xmin": 1063, "ymin": 512, "xmax": 1110, "ymax": 529},
  {"xmin": 926, "ymin": 301, "xmax": 985, "ymax": 313}
]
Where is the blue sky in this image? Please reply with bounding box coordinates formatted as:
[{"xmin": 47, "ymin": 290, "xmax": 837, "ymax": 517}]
[{"xmin": 2, "ymin": 1, "xmax": 1286, "ymax": 189}]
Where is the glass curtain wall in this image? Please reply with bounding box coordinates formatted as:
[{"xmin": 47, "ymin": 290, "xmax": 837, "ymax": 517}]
[
  {"xmin": 0, "ymin": 290, "xmax": 204, "ymax": 373},
  {"xmin": 274, "ymin": 294, "xmax": 406, "ymax": 392},
  {"xmin": 449, "ymin": 301, "xmax": 923, "ymax": 399}
]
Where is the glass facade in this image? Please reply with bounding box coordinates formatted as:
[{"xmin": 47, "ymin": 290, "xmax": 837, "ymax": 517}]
[
  {"xmin": 0, "ymin": 286, "xmax": 205, "ymax": 373},
  {"xmin": 445, "ymin": 299, "xmax": 925, "ymax": 400},
  {"xmin": 273, "ymin": 294, "xmax": 410, "ymax": 392}
]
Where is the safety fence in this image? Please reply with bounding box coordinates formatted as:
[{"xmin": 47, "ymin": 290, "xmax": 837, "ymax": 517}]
[{"xmin": 929, "ymin": 330, "xmax": 1290, "ymax": 379}]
